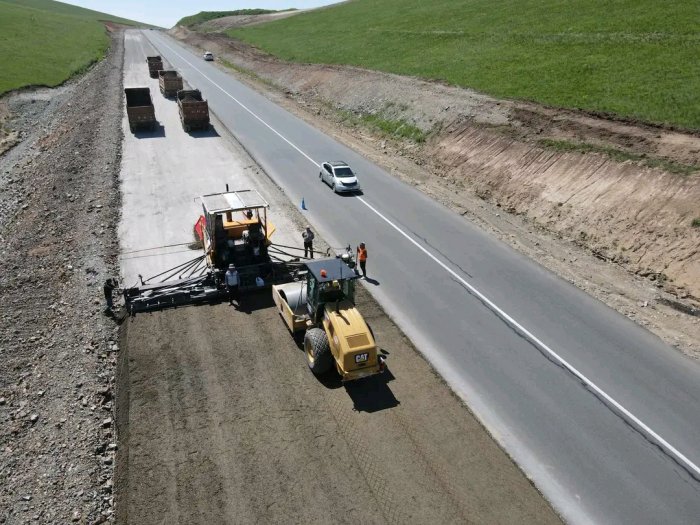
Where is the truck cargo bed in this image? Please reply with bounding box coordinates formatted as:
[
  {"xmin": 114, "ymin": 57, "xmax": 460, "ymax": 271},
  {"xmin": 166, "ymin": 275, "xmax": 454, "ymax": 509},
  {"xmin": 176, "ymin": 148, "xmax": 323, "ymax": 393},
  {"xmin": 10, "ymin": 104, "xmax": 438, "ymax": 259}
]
[
  {"xmin": 177, "ymin": 89, "xmax": 210, "ymax": 131},
  {"xmin": 146, "ymin": 55, "xmax": 163, "ymax": 79},
  {"xmin": 158, "ymin": 70, "xmax": 183, "ymax": 98},
  {"xmin": 124, "ymin": 87, "xmax": 156, "ymax": 132}
]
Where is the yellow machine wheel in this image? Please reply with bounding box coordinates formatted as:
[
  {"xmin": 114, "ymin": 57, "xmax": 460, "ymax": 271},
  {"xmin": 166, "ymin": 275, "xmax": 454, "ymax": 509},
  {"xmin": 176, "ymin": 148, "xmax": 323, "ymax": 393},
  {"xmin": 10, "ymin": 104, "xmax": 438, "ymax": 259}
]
[{"xmin": 304, "ymin": 328, "xmax": 332, "ymax": 375}]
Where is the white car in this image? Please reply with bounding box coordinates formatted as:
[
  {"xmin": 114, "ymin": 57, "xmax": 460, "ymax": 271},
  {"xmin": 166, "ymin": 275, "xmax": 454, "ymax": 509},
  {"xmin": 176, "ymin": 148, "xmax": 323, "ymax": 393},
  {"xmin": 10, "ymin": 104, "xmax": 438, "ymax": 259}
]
[
  {"xmin": 319, "ymin": 161, "xmax": 361, "ymax": 194},
  {"xmin": 203, "ymin": 52, "xmax": 214, "ymax": 61}
]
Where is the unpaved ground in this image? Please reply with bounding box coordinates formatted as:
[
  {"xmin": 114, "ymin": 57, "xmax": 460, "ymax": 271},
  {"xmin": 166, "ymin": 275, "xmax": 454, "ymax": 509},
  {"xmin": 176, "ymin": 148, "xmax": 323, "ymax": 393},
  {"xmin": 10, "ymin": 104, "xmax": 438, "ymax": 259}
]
[
  {"xmin": 170, "ymin": 27, "xmax": 700, "ymax": 358},
  {"xmin": 117, "ymin": 289, "xmax": 561, "ymax": 524},
  {"xmin": 0, "ymin": 31, "xmax": 124, "ymax": 524}
]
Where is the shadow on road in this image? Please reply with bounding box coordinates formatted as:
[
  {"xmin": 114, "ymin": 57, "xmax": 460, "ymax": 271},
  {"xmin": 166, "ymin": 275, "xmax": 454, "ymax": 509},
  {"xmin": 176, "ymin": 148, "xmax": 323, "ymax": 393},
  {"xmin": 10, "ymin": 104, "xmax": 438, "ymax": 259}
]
[
  {"xmin": 232, "ymin": 289, "xmax": 275, "ymax": 314},
  {"xmin": 344, "ymin": 369, "xmax": 399, "ymax": 412},
  {"xmin": 187, "ymin": 126, "xmax": 220, "ymax": 138},
  {"xmin": 311, "ymin": 365, "xmax": 400, "ymax": 413},
  {"xmin": 133, "ymin": 124, "xmax": 166, "ymax": 139},
  {"xmin": 333, "ymin": 190, "xmax": 364, "ymax": 197}
]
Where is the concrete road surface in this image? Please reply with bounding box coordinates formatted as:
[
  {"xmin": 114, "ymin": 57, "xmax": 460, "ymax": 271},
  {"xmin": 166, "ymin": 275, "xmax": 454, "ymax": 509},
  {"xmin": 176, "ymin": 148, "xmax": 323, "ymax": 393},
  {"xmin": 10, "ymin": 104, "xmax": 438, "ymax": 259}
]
[
  {"xmin": 119, "ymin": 32, "xmax": 303, "ymax": 287},
  {"xmin": 137, "ymin": 30, "xmax": 700, "ymax": 523}
]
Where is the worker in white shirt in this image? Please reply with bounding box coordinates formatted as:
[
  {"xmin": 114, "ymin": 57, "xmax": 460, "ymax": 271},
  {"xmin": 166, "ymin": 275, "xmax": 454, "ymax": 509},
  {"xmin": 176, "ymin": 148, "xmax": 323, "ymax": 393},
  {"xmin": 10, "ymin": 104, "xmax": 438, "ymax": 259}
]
[{"xmin": 225, "ymin": 264, "xmax": 239, "ymax": 305}]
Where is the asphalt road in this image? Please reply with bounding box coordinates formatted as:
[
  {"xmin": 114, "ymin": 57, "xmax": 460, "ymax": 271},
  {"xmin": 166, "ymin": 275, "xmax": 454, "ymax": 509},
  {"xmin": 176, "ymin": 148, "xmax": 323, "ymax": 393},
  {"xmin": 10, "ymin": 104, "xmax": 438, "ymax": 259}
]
[{"xmin": 139, "ymin": 30, "xmax": 700, "ymax": 523}]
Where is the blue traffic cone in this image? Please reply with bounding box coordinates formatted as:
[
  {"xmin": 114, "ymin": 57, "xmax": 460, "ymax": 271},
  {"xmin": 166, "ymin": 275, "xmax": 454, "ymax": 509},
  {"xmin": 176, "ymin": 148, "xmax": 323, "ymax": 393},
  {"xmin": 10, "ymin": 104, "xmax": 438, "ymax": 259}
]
[{"xmin": 301, "ymin": 197, "xmax": 307, "ymax": 210}]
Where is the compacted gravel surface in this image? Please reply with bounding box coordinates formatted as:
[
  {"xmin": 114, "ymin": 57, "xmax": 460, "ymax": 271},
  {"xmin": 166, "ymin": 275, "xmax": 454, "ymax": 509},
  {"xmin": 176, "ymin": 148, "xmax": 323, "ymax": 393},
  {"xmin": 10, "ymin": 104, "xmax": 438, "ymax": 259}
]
[{"xmin": 0, "ymin": 31, "xmax": 124, "ymax": 524}]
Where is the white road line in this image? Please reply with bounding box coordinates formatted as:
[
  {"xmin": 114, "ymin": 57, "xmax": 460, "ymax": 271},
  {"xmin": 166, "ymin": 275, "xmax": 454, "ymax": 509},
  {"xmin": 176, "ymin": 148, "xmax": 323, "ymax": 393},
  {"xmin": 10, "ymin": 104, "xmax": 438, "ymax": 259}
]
[
  {"xmin": 145, "ymin": 31, "xmax": 700, "ymax": 479},
  {"xmin": 150, "ymin": 35, "xmax": 320, "ymax": 169}
]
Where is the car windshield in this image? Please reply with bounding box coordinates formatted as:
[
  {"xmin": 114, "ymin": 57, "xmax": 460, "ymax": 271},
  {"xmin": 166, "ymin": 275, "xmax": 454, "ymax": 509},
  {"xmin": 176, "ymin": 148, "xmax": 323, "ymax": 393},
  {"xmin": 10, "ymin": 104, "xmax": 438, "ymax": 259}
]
[{"xmin": 333, "ymin": 167, "xmax": 354, "ymax": 178}]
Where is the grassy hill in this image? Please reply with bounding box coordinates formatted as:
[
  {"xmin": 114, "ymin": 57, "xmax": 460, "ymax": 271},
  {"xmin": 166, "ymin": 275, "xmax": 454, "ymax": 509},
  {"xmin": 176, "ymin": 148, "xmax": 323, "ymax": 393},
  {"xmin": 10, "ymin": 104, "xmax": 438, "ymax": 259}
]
[
  {"xmin": 176, "ymin": 9, "xmax": 288, "ymax": 28},
  {"xmin": 228, "ymin": 0, "xmax": 700, "ymax": 129},
  {"xmin": 0, "ymin": 0, "xmax": 145, "ymax": 95}
]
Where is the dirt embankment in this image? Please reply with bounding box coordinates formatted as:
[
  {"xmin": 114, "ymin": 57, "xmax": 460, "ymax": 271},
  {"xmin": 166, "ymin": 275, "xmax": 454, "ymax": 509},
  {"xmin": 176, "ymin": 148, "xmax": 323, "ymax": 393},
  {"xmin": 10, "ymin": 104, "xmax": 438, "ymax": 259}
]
[
  {"xmin": 0, "ymin": 32, "xmax": 124, "ymax": 523},
  {"xmin": 169, "ymin": 27, "xmax": 700, "ymax": 358},
  {"xmin": 194, "ymin": 10, "xmax": 303, "ymax": 32}
]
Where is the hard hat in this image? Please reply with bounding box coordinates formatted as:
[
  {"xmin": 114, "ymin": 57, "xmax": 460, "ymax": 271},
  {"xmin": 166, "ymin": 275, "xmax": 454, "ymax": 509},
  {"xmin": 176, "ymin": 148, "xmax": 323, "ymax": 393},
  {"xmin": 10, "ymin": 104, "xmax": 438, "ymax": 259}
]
[{"xmin": 228, "ymin": 264, "xmax": 235, "ymax": 269}]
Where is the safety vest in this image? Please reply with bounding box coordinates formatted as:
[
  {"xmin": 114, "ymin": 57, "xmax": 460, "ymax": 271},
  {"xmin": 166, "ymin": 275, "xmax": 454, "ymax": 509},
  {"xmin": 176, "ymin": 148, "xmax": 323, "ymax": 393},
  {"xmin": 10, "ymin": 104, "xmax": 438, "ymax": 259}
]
[{"xmin": 358, "ymin": 247, "xmax": 367, "ymax": 262}]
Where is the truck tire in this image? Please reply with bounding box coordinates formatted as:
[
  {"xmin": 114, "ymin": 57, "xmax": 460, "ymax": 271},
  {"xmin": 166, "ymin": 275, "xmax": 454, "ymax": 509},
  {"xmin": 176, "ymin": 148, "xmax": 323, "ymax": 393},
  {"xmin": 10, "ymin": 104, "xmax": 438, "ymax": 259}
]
[{"xmin": 304, "ymin": 328, "xmax": 332, "ymax": 375}]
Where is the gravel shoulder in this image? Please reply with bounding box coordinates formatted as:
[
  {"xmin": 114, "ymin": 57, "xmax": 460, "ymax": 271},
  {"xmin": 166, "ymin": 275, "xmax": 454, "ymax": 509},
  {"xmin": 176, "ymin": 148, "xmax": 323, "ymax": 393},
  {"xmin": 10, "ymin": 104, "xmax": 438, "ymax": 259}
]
[{"xmin": 0, "ymin": 30, "xmax": 124, "ymax": 524}]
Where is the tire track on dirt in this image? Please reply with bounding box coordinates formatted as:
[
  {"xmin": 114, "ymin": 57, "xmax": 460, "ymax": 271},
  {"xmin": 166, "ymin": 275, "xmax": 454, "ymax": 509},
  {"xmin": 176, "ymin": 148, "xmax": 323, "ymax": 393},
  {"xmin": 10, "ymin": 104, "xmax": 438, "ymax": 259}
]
[{"xmin": 324, "ymin": 393, "xmax": 408, "ymax": 524}]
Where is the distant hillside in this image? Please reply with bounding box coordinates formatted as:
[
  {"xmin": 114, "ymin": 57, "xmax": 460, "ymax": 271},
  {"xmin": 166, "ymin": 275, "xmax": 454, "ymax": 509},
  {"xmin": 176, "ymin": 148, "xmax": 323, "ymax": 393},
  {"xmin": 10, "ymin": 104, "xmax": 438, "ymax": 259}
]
[
  {"xmin": 0, "ymin": 0, "xmax": 146, "ymax": 95},
  {"xmin": 228, "ymin": 0, "xmax": 700, "ymax": 130},
  {"xmin": 176, "ymin": 9, "xmax": 294, "ymax": 28}
]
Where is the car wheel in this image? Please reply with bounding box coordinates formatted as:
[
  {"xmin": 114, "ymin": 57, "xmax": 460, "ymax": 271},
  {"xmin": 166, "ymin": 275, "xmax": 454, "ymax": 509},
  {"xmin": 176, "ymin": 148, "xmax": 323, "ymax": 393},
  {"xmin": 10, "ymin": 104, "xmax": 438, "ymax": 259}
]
[{"xmin": 332, "ymin": 182, "xmax": 337, "ymax": 193}]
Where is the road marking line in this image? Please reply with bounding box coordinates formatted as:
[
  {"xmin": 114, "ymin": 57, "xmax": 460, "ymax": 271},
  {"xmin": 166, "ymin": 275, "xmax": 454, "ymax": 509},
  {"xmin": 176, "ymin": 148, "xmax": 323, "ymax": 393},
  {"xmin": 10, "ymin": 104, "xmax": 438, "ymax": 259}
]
[
  {"xmin": 145, "ymin": 31, "xmax": 700, "ymax": 479},
  {"xmin": 149, "ymin": 35, "xmax": 320, "ymax": 169}
]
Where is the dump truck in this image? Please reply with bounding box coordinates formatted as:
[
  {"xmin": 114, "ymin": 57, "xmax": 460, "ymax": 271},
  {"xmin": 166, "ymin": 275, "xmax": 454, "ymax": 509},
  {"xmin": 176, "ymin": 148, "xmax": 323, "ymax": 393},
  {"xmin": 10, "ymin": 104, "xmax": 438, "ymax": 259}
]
[
  {"xmin": 124, "ymin": 88, "xmax": 156, "ymax": 132},
  {"xmin": 146, "ymin": 55, "xmax": 163, "ymax": 78},
  {"xmin": 177, "ymin": 89, "xmax": 210, "ymax": 131},
  {"xmin": 272, "ymin": 258, "xmax": 386, "ymax": 382},
  {"xmin": 158, "ymin": 70, "xmax": 183, "ymax": 98}
]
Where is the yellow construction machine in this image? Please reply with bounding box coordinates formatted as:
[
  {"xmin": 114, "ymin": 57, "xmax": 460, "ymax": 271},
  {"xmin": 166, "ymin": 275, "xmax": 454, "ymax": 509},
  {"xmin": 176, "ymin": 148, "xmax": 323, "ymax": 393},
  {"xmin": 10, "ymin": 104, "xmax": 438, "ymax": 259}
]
[{"xmin": 272, "ymin": 258, "xmax": 385, "ymax": 382}]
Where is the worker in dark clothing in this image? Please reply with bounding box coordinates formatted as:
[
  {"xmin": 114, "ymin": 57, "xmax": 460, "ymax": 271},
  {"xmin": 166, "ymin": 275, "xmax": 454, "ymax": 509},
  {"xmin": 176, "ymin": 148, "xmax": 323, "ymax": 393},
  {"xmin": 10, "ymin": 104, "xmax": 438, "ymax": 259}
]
[
  {"xmin": 302, "ymin": 226, "xmax": 315, "ymax": 259},
  {"xmin": 356, "ymin": 242, "xmax": 368, "ymax": 278},
  {"xmin": 103, "ymin": 278, "xmax": 118, "ymax": 310},
  {"xmin": 225, "ymin": 264, "xmax": 239, "ymax": 306}
]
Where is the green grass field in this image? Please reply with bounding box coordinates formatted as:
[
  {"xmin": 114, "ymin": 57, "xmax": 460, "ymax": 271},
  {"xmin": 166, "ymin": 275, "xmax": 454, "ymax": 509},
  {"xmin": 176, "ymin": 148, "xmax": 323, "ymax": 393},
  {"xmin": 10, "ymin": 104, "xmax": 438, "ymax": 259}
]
[
  {"xmin": 0, "ymin": 0, "xmax": 144, "ymax": 95},
  {"xmin": 229, "ymin": 0, "xmax": 700, "ymax": 129}
]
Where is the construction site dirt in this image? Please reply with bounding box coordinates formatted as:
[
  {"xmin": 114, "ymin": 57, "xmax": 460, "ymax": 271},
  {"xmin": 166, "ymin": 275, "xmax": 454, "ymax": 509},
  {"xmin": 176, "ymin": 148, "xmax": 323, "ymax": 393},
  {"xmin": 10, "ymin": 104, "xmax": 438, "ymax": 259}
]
[{"xmin": 116, "ymin": 290, "xmax": 561, "ymax": 524}]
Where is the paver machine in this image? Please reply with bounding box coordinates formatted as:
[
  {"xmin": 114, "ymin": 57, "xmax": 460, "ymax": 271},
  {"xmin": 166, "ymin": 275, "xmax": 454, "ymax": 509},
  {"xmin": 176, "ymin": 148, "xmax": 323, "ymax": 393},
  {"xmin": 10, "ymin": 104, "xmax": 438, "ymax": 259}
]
[
  {"xmin": 197, "ymin": 189, "xmax": 280, "ymax": 288},
  {"xmin": 123, "ymin": 188, "xmax": 297, "ymax": 313},
  {"xmin": 272, "ymin": 257, "xmax": 386, "ymax": 382}
]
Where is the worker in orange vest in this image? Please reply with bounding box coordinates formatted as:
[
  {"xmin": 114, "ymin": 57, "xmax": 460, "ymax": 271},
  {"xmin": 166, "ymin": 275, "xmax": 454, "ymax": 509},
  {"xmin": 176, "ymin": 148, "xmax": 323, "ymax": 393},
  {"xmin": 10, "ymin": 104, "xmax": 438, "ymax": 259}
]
[{"xmin": 356, "ymin": 242, "xmax": 368, "ymax": 278}]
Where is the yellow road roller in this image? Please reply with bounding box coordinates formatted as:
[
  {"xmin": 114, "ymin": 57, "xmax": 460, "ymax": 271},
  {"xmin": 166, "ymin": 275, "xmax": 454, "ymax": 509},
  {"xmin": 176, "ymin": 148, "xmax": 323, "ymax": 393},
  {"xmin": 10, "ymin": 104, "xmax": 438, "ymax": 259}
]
[{"xmin": 272, "ymin": 258, "xmax": 385, "ymax": 381}]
